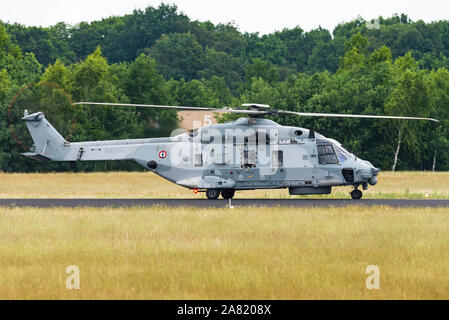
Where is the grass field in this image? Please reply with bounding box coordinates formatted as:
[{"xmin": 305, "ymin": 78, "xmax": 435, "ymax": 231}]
[
  {"xmin": 1, "ymin": 206, "xmax": 449, "ymax": 299},
  {"xmin": 1, "ymin": 171, "xmax": 448, "ymax": 299},
  {"xmin": 1, "ymin": 171, "xmax": 449, "ymax": 199}
]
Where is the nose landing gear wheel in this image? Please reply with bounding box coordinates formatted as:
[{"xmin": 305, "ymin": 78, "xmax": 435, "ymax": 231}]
[
  {"xmin": 221, "ymin": 189, "xmax": 235, "ymax": 199},
  {"xmin": 350, "ymin": 189, "xmax": 363, "ymax": 200},
  {"xmin": 206, "ymin": 189, "xmax": 220, "ymax": 200}
]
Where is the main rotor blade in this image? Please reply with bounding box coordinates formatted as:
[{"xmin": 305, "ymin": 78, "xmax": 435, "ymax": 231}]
[
  {"xmin": 75, "ymin": 102, "xmax": 439, "ymax": 122},
  {"xmin": 73, "ymin": 102, "xmax": 267, "ymax": 115},
  {"xmin": 278, "ymin": 110, "xmax": 440, "ymax": 122},
  {"xmin": 74, "ymin": 102, "xmax": 218, "ymax": 111}
]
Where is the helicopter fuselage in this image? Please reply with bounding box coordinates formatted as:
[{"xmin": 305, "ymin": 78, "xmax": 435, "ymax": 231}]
[{"xmin": 23, "ymin": 112, "xmax": 379, "ymax": 199}]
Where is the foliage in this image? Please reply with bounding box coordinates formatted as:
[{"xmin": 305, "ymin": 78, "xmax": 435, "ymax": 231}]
[{"xmin": 0, "ymin": 5, "xmax": 449, "ymax": 172}]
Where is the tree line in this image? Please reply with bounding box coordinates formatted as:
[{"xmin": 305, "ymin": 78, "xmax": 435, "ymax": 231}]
[{"xmin": 0, "ymin": 4, "xmax": 448, "ymax": 172}]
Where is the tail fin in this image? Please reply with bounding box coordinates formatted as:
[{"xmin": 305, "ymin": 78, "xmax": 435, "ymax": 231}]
[{"xmin": 22, "ymin": 110, "xmax": 68, "ymax": 161}]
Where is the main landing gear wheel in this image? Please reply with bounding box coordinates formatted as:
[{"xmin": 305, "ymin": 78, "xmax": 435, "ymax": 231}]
[
  {"xmin": 350, "ymin": 189, "xmax": 363, "ymax": 200},
  {"xmin": 206, "ymin": 189, "xmax": 220, "ymax": 200},
  {"xmin": 221, "ymin": 189, "xmax": 235, "ymax": 199}
]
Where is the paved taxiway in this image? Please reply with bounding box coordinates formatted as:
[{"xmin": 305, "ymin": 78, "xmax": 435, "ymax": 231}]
[{"xmin": 0, "ymin": 199, "xmax": 448, "ymax": 208}]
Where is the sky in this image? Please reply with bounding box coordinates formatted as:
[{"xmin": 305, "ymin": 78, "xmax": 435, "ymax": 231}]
[{"xmin": 1, "ymin": 0, "xmax": 448, "ymax": 34}]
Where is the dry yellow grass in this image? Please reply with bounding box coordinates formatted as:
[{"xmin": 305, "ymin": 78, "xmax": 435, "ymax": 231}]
[
  {"xmin": 0, "ymin": 171, "xmax": 448, "ymax": 199},
  {"xmin": 1, "ymin": 171, "xmax": 447, "ymax": 299},
  {"xmin": 1, "ymin": 206, "xmax": 449, "ymax": 300}
]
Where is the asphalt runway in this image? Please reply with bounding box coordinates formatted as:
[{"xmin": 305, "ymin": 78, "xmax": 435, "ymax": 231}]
[{"xmin": 0, "ymin": 198, "xmax": 448, "ymax": 208}]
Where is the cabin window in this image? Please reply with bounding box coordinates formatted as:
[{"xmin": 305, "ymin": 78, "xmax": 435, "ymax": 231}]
[
  {"xmin": 242, "ymin": 150, "xmax": 257, "ymax": 167},
  {"xmin": 272, "ymin": 150, "xmax": 283, "ymax": 167},
  {"xmin": 318, "ymin": 145, "xmax": 338, "ymax": 165},
  {"xmin": 244, "ymin": 131, "xmax": 270, "ymax": 145}
]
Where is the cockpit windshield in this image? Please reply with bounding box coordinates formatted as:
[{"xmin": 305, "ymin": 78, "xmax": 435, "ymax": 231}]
[{"xmin": 334, "ymin": 145, "xmax": 350, "ymax": 163}]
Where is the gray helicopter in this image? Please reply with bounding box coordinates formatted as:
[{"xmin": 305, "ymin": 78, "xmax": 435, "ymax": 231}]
[{"xmin": 21, "ymin": 103, "xmax": 438, "ymax": 200}]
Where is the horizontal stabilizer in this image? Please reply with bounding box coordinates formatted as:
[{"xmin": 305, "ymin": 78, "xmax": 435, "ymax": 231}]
[{"xmin": 22, "ymin": 152, "xmax": 51, "ymax": 161}]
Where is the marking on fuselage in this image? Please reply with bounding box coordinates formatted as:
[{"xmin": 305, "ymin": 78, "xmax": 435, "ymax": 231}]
[{"xmin": 159, "ymin": 150, "xmax": 167, "ymax": 159}]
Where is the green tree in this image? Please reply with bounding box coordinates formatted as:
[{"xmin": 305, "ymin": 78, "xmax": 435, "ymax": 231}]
[
  {"xmin": 0, "ymin": 70, "xmax": 19, "ymax": 172},
  {"xmin": 240, "ymin": 77, "xmax": 276, "ymax": 106},
  {"xmin": 245, "ymin": 58, "xmax": 279, "ymax": 85},
  {"xmin": 198, "ymin": 48, "xmax": 245, "ymax": 92},
  {"xmin": 71, "ymin": 46, "xmax": 115, "ymax": 102},
  {"xmin": 368, "ymin": 45, "xmax": 393, "ymax": 66},
  {"xmin": 150, "ymin": 33, "xmax": 204, "ymax": 80},
  {"xmin": 212, "ymin": 22, "xmax": 247, "ymax": 57},
  {"xmin": 385, "ymin": 69, "xmax": 431, "ymax": 171},
  {"xmin": 70, "ymin": 46, "xmax": 130, "ymax": 142},
  {"xmin": 125, "ymin": 53, "xmax": 166, "ymax": 104},
  {"xmin": 0, "ymin": 24, "xmax": 22, "ymax": 60},
  {"xmin": 205, "ymin": 76, "xmax": 234, "ymax": 107},
  {"xmin": 36, "ymin": 60, "xmax": 74, "ymax": 139},
  {"xmin": 427, "ymin": 68, "xmax": 449, "ymax": 170},
  {"xmin": 125, "ymin": 53, "xmax": 178, "ymax": 138},
  {"xmin": 40, "ymin": 59, "xmax": 71, "ymax": 89},
  {"xmin": 167, "ymin": 78, "xmax": 219, "ymax": 107},
  {"xmin": 340, "ymin": 32, "xmax": 368, "ymax": 71}
]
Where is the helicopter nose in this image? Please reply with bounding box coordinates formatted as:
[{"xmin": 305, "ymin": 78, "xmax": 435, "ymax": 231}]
[
  {"xmin": 358, "ymin": 163, "xmax": 380, "ymax": 186},
  {"xmin": 368, "ymin": 167, "xmax": 380, "ymax": 186}
]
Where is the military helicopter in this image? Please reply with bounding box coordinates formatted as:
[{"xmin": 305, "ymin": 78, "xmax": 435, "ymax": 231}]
[{"xmin": 21, "ymin": 102, "xmax": 438, "ymax": 200}]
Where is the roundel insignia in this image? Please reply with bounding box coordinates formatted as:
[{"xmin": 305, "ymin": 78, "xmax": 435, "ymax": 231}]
[{"xmin": 159, "ymin": 151, "xmax": 167, "ymax": 159}]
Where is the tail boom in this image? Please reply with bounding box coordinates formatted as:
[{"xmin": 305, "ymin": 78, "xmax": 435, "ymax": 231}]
[{"xmin": 22, "ymin": 111, "xmax": 163, "ymax": 163}]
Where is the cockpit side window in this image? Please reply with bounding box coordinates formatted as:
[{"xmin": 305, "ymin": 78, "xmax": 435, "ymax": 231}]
[
  {"xmin": 316, "ymin": 139, "xmax": 351, "ymax": 164},
  {"xmin": 317, "ymin": 144, "xmax": 338, "ymax": 165}
]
